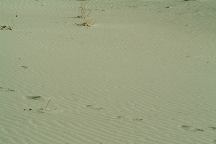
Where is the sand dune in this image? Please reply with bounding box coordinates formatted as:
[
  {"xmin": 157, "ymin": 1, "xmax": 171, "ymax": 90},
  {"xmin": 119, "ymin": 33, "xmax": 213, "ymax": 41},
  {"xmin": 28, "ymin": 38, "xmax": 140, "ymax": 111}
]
[{"xmin": 1, "ymin": 0, "xmax": 216, "ymax": 144}]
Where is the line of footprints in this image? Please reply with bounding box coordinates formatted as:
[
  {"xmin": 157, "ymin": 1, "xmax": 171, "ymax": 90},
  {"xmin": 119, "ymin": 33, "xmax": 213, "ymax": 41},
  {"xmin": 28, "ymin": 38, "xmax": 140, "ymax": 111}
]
[
  {"xmin": 0, "ymin": 86, "xmax": 16, "ymax": 92},
  {"xmin": 3, "ymin": 86, "xmax": 216, "ymax": 143},
  {"xmin": 181, "ymin": 124, "xmax": 216, "ymax": 132},
  {"xmin": 181, "ymin": 124, "xmax": 216, "ymax": 143}
]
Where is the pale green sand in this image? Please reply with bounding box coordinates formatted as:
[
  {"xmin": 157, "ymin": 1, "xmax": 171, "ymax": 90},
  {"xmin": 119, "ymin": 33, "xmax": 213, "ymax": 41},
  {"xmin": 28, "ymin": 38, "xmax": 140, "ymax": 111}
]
[{"xmin": 0, "ymin": 0, "xmax": 216, "ymax": 143}]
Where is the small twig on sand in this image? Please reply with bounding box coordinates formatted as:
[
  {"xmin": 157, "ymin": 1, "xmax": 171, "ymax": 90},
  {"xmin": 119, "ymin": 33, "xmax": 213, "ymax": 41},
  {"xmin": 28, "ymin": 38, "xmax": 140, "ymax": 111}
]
[
  {"xmin": 37, "ymin": 98, "xmax": 52, "ymax": 113},
  {"xmin": 45, "ymin": 98, "xmax": 51, "ymax": 110}
]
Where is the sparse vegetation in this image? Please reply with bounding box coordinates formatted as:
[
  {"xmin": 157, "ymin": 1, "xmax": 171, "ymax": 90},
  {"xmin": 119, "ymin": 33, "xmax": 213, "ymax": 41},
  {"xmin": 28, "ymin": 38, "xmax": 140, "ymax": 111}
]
[{"xmin": 75, "ymin": 2, "xmax": 95, "ymax": 27}]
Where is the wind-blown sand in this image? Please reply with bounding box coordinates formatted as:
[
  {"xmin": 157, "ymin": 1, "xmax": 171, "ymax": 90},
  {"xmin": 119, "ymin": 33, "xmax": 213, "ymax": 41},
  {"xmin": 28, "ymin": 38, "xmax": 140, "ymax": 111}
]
[{"xmin": 1, "ymin": 0, "xmax": 216, "ymax": 143}]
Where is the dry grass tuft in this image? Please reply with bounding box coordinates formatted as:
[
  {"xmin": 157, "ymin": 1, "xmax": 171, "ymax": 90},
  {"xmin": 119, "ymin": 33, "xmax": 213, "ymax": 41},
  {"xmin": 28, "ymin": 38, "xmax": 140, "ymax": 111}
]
[{"xmin": 76, "ymin": 2, "xmax": 95, "ymax": 27}]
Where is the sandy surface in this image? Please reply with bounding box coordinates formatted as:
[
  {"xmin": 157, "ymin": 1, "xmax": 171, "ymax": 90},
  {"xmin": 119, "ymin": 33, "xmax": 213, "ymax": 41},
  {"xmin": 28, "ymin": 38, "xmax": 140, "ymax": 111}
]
[{"xmin": 1, "ymin": 0, "xmax": 216, "ymax": 144}]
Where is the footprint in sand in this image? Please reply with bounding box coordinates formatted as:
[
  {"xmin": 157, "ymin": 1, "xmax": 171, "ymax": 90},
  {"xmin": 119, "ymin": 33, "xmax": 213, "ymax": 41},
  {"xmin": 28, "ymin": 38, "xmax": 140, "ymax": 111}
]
[
  {"xmin": 115, "ymin": 115, "xmax": 124, "ymax": 119},
  {"xmin": 24, "ymin": 98, "xmax": 61, "ymax": 114},
  {"xmin": 192, "ymin": 128, "xmax": 205, "ymax": 132},
  {"xmin": 209, "ymin": 126, "xmax": 216, "ymax": 131},
  {"xmin": 25, "ymin": 95, "xmax": 43, "ymax": 100},
  {"xmin": 85, "ymin": 104, "xmax": 104, "ymax": 111},
  {"xmin": 180, "ymin": 125, "xmax": 193, "ymax": 131},
  {"xmin": 0, "ymin": 25, "xmax": 12, "ymax": 30},
  {"xmin": 0, "ymin": 87, "xmax": 15, "ymax": 92},
  {"xmin": 20, "ymin": 65, "xmax": 28, "ymax": 69},
  {"xmin": 132, "ymin": 118, "xmax": 143, "ymax": 122},
  {"xmin": 180, "ymin": 125, "xmax": 204, "ymax": 132},
  {"xmin": 24, "ymin": 108, "xmax": 32, "ymax": 111},
  {"xmin": 6, "ymin": 88, "xmax": 15, "ymax": 92},
  {"xmin": 111, "ymin": 115, "xmax": 125, "ymax": 120}
]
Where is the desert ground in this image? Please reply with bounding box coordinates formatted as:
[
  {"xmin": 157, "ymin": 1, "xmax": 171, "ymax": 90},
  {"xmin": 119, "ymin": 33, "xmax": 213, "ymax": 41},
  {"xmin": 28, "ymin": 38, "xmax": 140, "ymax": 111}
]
[{"xmin": 0, "ymin": 0, "xmax": 216, "ymax": 144}]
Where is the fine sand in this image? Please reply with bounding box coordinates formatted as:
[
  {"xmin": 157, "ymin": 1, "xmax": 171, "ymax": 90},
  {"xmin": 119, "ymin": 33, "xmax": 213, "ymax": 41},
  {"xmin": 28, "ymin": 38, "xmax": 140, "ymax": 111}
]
[{"xmin": 1, "ymin": 0, "xmax": 216, "ymax": 144}]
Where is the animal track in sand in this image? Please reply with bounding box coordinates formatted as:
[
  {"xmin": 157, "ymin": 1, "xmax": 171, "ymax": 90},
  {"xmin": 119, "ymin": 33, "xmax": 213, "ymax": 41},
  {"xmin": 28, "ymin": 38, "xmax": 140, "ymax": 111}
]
[
  {"xmin": 0, "ymin": 25, "xmax": 12, "ymax": 30},
  {"xmin": 115, "ymin": 115, "xmax": 124, "ymax": 119},
  {"xmin": 192, "ymin": 128, "xmax": 205, "ymax": 132},
  {"xmin": 209, "ymin": 126, "xmax": 216, "ymax": 130},
  {"xmin": 181, "ymin": 125, "xmax": 204, "ymax": 132},
  {"xmin": 20, "ymin": 65, "xmax": 28, "ymax": 69},
  {"xmin": 84, "ymin": 104, "xmax": 145, "ymax": 124},
  {"xmin": 110, "ymin": 115, "xmax": 126, "ymax": 121},
  {"xmin": 132, "ymin": 118, "xmax": 143, "ymax": 122},
  {"xmin": 0, "ymin": 87, "xmax": 16, "ymax": 92},
  {"xmin": 24, "ymin": 108, "xmax": 33, "ymax": 111},
  {"xmin": 180, "ymin": 124, "xmax": 216, "ymax": 143},
  {"xmin": 85, "ymin": 104, "xmax": 104, "ymax": 111},
  {"xmin": 181, "ymin": 125, "xmax": 216, "ymax": 133},
  {"xmin": 180, "ymin": 125, "xmax": 192, "ymax": 131},
  {"xmin": 25, "ymin": 95, "xmax": 42, "ymax": 100},
  {"xmin": 180, "ymin": 125, "xmax": 204, "ymax": 132},
  {"xmin": 184, "ymin": 0, "xmax": 196, "ymax": 1},
  {"xmin": 23, "ymin": 98, "xmax": 59, "ymax": 114},
  {"xmin": 6, "ymin": 88, "xmax": 15, "ymax": 92}
]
